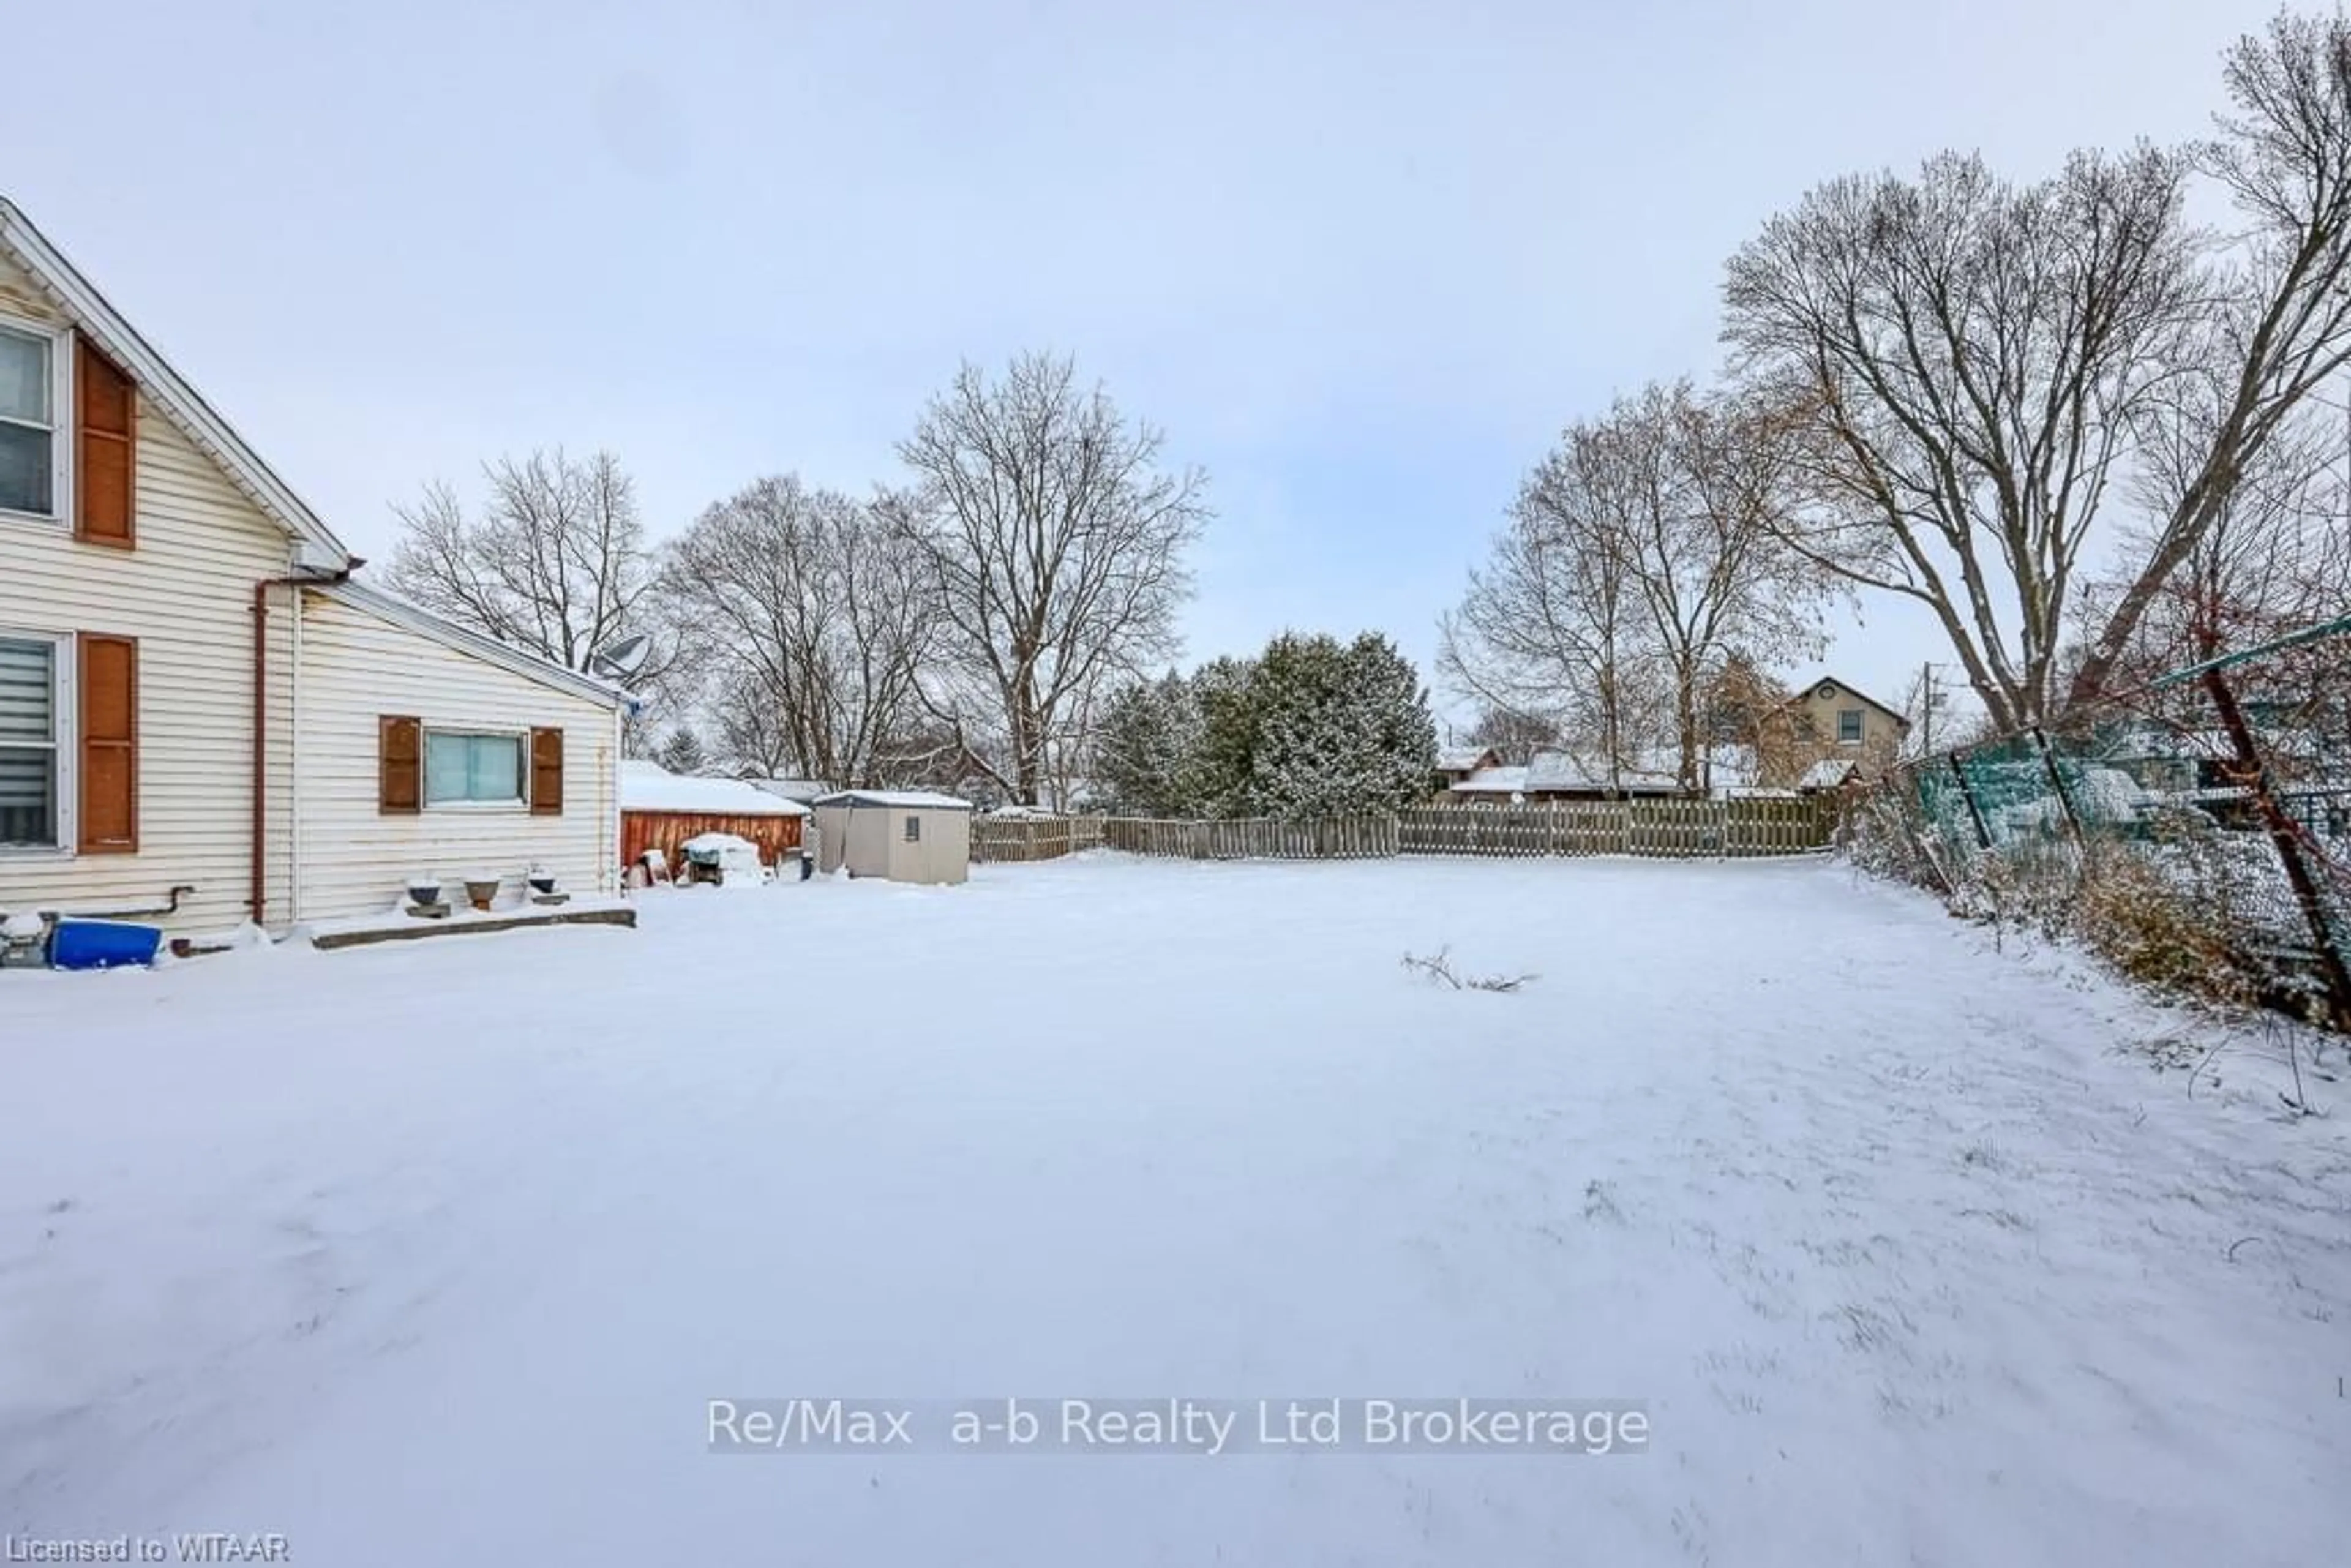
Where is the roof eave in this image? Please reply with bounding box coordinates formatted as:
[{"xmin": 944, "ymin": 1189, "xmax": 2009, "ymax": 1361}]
[
  {"xmin": 0, "ymin": 197, "xmax": 354, "ymax": 568},
  {"xmin": 317, "ymin": 580, "xmax": 631, "ymax": 709}
]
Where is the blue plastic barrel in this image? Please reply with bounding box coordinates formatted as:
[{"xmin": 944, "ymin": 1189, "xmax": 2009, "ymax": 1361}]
[{"xmin": 49, "ymin": 919, "xmax": 163, "ymax": 970}]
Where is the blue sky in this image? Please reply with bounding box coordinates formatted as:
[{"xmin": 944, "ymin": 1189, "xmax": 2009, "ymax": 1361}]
[{"xmin": 0, "ymin": 0, "xmax": 2290, "ymax": 726}]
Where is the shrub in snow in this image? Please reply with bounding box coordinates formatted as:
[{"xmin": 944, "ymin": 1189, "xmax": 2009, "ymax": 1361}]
[{"xmin": 2074, "ymin": 842, "xmax": 2262, "ymax": 1008}]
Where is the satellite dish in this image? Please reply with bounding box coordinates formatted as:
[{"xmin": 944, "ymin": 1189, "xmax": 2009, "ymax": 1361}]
[{"xmin": 589, "ymin": 634, "xmax": 650, "ymax": 681}]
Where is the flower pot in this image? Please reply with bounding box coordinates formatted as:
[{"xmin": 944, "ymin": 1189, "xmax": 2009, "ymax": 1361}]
[
  {"xmin": 528, "ymin": 874, "xmax": 558, "ymax": 895},
  {"xmin": 462, "ymin": 878, "xmax": 500, "ymax": 912},
  {"xmin": 407, "ymin": 880, "xmax": 444, "ymax": 908}
]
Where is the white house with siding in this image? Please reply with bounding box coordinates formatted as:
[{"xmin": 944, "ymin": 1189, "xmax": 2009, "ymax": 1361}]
[{"xmin": 0, "ymin": 197, "xmax": 627, "ymax": 936}]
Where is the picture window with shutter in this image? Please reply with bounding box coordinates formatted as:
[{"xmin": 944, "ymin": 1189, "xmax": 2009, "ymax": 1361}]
[
  {"xmin": 424, "ymin": 730, "xmax": 526, "ymax": 807},
  {"xmin": 0, "ymin": 632, "xmax": 66, "ymax": 849},
  {"xmin": 0, "ymin": 317, "xmax": 67, "ymax": 522}
]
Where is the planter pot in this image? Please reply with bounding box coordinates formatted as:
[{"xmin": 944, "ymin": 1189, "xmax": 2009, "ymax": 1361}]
[
  {"xmin": 462, "ymin": 878, "xmax": 500, "ymax": 912},
  {"xmin": 407, "ymin": 882, "xmax": 444, "ymax": 907},
  {"xmin": 527, "ymin": 874, "xmax": 558, "ymax": 895}
]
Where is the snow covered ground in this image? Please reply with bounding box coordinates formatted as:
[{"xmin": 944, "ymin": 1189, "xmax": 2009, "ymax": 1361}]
[{"xmin": 3, "ymin": 856, "xmax": 2346, "ymax": 1566}]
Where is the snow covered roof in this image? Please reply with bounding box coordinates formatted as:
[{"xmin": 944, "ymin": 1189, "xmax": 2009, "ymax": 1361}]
[
  {"xmin": 814, "ymin": 790, "xmax": 975, "ymax": 811},
  {"xmin": 1524, "ymin": 750, "xmax": 1682, "ymax": 794},
  {"xmin": 622, "ymin": 761, "xmax": 809, "ymax": 816},
  {"xmin": 1453, "ymin": 748, "xmax": 1756, "ymax": 795},
  {"xmin": 1799, "ymin": 758, "xmax": 1860, "ymax": 790},
  {"xmin": 1436, "ymin": 745, "xmax": 1498, "ymax": 773},
  {"xmin": 742, "ymin": 777, "xmax": 834, "ymax": 803},
  {"xmin": 1449, "ymin": 765, "xmax": 1530, "ymax": 795}
]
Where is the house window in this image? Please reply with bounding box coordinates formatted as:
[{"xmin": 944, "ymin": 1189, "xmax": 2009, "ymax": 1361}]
[
  {"xmin": 903, "ymin": 814, "xmax": 921, "ymax": 843},
  {"xmin": 0, "ymin": 320, "xmax": 67, "ymax": 520},
  {"xmin": 424, "ymin": 730, "xmax": 524, "ymax": 806},
  {"xmin": 0, "ymin": 634, "xmax": 63, "ymax": 847},
  {"xmin": 1837, "ymin": 708, "xmax": 1864, "ymax": 744}
]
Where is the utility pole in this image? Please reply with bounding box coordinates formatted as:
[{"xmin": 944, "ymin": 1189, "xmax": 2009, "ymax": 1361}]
[{"xmin": 1919, "ymin": 661, "xmax": 1938, "ymax": 755}]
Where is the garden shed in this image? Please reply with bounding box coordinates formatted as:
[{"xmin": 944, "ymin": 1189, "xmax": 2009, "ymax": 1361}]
[
  {"xmin": 621, "ymin": 761, "xmax": 808, "ymax": 876},
  {"xmin": 811, "ymin": 791, "xmax": 973, "ymax": 885}
]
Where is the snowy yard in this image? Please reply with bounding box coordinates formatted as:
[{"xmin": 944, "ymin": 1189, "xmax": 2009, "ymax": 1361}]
[{"xmin": 4, "ymin": 856, "xmax": 2347, "ymax": 1566}]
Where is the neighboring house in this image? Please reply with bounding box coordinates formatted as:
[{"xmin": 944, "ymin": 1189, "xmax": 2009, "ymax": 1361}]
[
  {"xmin": 1448, "ymin": 745, "xmax": 1764, "ymax": 803},
  {"xmin": 812, "ymin": 790, "xmax": 973, "ymax": 885},
  {"xmin": 1760, "ymin": 676, "xmax": 1910, "ymax": 787},
  {"xmin": 1449, "ymin": 751, "xmax": 1679, "ymax": 802},
  {"xmin": 1522, "ymin": 749, "xmax": 1684, "ymax": 801},
  {"xmin": 0, "ymin": 197, "xmax": 627, "ymax": 936},
  {"xmin": 623, "ymin": 761, "xmax": 809, "ymax": 874},
  {"xmin": 1433, "ymin": 745, "xmax": 1501, "ymax": 795},
  {"xmin": 1447, "ymin": 764, "xmax": 1530, "ymax": 801}
]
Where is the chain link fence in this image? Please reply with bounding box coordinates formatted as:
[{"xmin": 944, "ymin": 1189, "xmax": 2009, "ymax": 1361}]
[{"xmin": 1844, "ymin": 623, "xmax": 2351, "ymax": 1032}]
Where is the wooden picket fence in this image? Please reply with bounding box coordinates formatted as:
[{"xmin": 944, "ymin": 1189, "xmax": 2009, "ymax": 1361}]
[
  {"xmin": 1395, "ymin": 798, "xmax": 1833, "ymax": 858},
  {"xmin": 1103, "ymin": 814, "xmax": 1401, "ymax": 860},
  {"xmin": 969, "ymin": 814, "xmax": 1109, "ymax": 863},
  {"xmin": 951, "ymin": 798, "xmax": 1834, "ymax": 865}
]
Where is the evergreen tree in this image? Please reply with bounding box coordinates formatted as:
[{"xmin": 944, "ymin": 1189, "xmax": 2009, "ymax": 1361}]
[
  {"xmin": 1095, "ymin": 672, "xmax": 1199, "ymax": 816},
  {"xmin": 1185, "ymin": 656, "xmax": 1259, "ymax": 817},
  {"xmin": 1240, "ymin": 632, "xmax": 1437, "ymax": 819},
  {"xmin": 1343, "ymin": 632, "xmax": 1441, "ymax": 809},
  {"xmin": 656, "ymin": 726, "xmax": 710, "ymax": 776}
]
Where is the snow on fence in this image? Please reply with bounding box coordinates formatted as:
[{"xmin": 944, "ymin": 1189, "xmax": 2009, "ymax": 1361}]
[
  {"xmin": 1398, "ymin": 798, "xmax": 1834, "ymax": 858},
  {"xmin": 1071, "ymin": 799, "xmax": 1833, "ymax": 863},
  {"xmin": 969, "ymin": 815, "xmax": 1109, "ymax": 863},
  {"xmin": 1103, "ymin": 814, "xmax": 1401, "ymax": 860}
]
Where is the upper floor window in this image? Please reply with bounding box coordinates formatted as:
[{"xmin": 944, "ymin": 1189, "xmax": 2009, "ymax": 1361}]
[
  {"xmin": 0, "ymin": 321, "xmax": 64, "ymax": 519},
  {"xmin": 1837, "ymin": 708, "xmax": 1865, "ymax": 743},
  {"xmin": 0, "ymin": 634, "xmax": 63, "ymax": 847}
]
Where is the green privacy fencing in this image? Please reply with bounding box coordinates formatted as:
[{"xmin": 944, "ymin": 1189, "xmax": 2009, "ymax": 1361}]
[{"xmin": 1846, "ymin": 633, "xmax": 2351, "ymax": 1032}]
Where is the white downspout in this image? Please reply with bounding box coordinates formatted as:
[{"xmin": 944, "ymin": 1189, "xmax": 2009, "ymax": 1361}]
[
  {"xmin": 289, "ymin": 585, "xmax": 303, "ymax": 921},
  {"xmin": 609, "ymin": 703, "xmax": 624, "ymax": 894}
]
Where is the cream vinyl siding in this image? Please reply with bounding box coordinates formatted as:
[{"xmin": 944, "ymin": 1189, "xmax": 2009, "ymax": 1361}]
[
  {"xmin": 290, "ymin": 590, "xmax": 618, "ymax": 922},
  {"xmin": 1791, "ymin": 682, "xmax": 1903, "ymax": 757},
  {"xmin": 0, "ymin": 251, "xmax": 298, "ymax": 934}
]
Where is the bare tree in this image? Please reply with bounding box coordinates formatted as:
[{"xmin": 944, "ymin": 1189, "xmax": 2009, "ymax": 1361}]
[
  {"xmin": 1441, "ymin": 416, "xmax": 1663, "ymax": 793},
  {"xmin": 1726, "ymin": 13, "xmax": 2351, "ymax": 728},
  {"xmin": 662, "ymin": 475, "xmax": 932, "ymax": 787},
  {"xmin": 1464, "ymin": 704, "xmax": 1559, "ymax": 765},
  {"xmin": 1442, "ymin": 384, "xmax": 1823, "ymax": 792},
  {"xmin": 1611, "ymin": 384, "xmax": 1829, "ymax": 788},
  {"xmin": 710, "ymin": 665, "xmax": 795, "ymax": 779},
  {"xmin": 2088, "ymin": 402, "xmax": 2348, "ymax": 685},
  {"xmin": 386, "ymin": 449, "xmax": 662, "ymax": 677},
  {"xmin": 2072, "ymin": 10, "xmax": 2351, "ymax": 707},
  {"xmin": 1722, "ymin": 147, "xmax": 2198, "ymax": 732},
  {"xmin": 890, "ymin": 353, "xmax": 1210, "ymax": 805}
]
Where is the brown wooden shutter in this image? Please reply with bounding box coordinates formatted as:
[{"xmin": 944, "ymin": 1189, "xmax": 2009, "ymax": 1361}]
[
  {"xmin": 530, "ymin": 727, "xmax": 563, "ymax": 815},
  {"xmin": 77, "ymin": 632, "xmax": 138, "ymax": 853},
  {"xmin": 379, "ymin": 715, "xmax": 422, "ymax": 814},
  {"xmin": 75, "ymin": 338, "xmax": 135, "ymax": 549}
]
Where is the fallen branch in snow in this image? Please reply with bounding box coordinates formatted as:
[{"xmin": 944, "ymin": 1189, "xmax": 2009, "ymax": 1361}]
[{"xmin": 1401, "ymin": 948, "xmax": 1538, "ymax": 994}]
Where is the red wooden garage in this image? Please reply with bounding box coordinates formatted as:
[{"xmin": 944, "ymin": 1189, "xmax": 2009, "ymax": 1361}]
[{"xmin": 620, "ymin": 762, "xmax": 809, "ymax": 874}]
